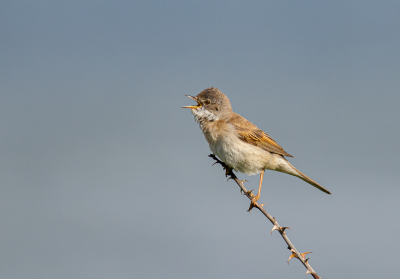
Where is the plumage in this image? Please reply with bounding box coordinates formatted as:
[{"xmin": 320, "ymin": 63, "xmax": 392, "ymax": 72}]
[
  {"xmin": 229, "ymin": 112, "xmax": 293, "ymax": 157},
  {"xmin": 183, "ymin": 87, "xmax": 331, "ymax": 203}
]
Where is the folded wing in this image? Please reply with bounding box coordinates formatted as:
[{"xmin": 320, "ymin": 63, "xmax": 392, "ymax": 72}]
[{"xmin": 228, "ymin": 113, "xmax": 293, "ymax": 157}]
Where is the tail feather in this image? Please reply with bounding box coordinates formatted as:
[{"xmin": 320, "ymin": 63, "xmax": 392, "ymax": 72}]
[
  {"xmin": 295, "ymin": 169, "xmax": 331, "ymax": 194},
  {"xmin": 283, "ymin": 159, "xmax": 331, "ymax": 194}
]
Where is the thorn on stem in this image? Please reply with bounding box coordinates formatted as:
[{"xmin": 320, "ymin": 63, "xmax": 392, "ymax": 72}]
[
  {"xmin": 271, "ymin": 225, "xmax": 291, "ymax": 235},
  {"xmin": 281, "ymin": 227, "xmax": 292, "ymax": 235},
  {"xmin": 301, "ymin": 252, "xmax": 312, "ymax": 259},
  {"xmin": 271, "ymin": 225, "xmax": 279, "ymax": 235},
  {"xmin": 287, "ymin": 252, "xmax": 297, "ymax": 264},
  {"xmin": 245, "ymin": 189, "xmax": 255, "ymax": 197},
  {"xmin": 287, "ymin": 250, "xmax": 313, "ymax": 265},
  {"xmin": 247, "ymin": 202, "xmax": 255, "ymax": 212},
  {"xmin": 238, "ymin": 180, "xmax": 248, "ymax": 192}
]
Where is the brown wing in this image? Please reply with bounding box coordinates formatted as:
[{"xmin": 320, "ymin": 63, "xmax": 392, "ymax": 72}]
[{"xmin": 228, "ymin": 113, "xmax": 293, "ymax": 157}]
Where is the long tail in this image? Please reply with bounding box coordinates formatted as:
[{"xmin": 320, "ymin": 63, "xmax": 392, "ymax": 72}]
[{"xmin": 282, "ymin": 159, "xmax": 331, "ymax": 194}]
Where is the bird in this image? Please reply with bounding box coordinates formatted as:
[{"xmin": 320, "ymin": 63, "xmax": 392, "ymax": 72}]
[{"xmin": 183, "ymin": 87, "xmax": 331, "ymax": 209}]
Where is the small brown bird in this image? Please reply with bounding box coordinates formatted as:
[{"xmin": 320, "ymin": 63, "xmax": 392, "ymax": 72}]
[{"xmin": 183, "ymin": 87, "xmax": 331, "ymax": 206}]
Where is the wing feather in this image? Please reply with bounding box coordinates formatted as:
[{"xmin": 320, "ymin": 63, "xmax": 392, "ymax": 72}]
[{"xmin": 228, "ymin": 113, "xmax": 293, "ymax": 157}]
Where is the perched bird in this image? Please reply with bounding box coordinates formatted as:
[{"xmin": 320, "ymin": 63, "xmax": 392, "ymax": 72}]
[{"xmin": 183, "ymin": 87, "xmax": 331, "ymax": 208}]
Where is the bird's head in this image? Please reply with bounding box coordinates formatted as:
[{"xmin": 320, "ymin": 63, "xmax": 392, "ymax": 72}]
[{"xmin": 182, "ymin": 87, "xmax": 232, "ymax": 122}]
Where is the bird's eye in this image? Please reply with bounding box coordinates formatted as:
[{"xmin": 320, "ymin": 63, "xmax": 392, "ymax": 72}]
[{"xmin": 204, "ymin": 99, "xmax": 211, "ymax": 105}]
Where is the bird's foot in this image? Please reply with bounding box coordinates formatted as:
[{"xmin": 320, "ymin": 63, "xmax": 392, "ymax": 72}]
[
  {"xmin": 245, "ymin": 191, "xmax": 262, "ymax": 212},
  {"xmin": 224, "ymin": 166, "xmax": 233, "ymax": 177},
  {"xmin": 209, "ymin": 154, "xmax": 224, "ymax": 166},
  {"xmin": 208, "ymin": 154, "xmax": 227, "ymax": 170},
  {"xmin": 209, "ymin": 154, "xmax": 233, "ymax": 177}
]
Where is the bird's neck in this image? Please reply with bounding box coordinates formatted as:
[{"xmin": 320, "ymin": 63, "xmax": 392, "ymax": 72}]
[{"xmin": 191, "ymin": 107, "xmax": 219, "ymax": 124}]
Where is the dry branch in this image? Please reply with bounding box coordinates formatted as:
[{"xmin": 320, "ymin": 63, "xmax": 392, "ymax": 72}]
[{"xmin": 208, "ymin": 154, "xmax": 322, "ymax": 279}]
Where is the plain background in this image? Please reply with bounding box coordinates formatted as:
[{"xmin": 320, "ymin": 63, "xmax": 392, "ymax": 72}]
[{"xmin": 1, "ymin": 1, "xmax": 399, "ymax": 278}]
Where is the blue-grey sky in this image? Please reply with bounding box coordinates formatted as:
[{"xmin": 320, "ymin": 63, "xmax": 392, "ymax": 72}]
[{"xmin": 1, "ymin": 1, "xmax": 399, "ymax": 278}]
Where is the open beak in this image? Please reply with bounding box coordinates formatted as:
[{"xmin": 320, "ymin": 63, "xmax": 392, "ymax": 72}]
[{"xmin": 182, "ymin": 95, "xmax": 202, "ymax": 109}]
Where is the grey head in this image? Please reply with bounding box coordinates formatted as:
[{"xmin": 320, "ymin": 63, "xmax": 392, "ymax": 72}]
[{"xmin": 183, "ymin": 87, "xmax": 233, "ymax": 122}]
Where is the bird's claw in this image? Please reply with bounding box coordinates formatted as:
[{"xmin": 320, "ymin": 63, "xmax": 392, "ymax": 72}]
[
  {"xmin": 224, "ymin": 166, "xmax": 233, "ymax": 177},
  {"xmin": 247, "ymin": 200, "xmax": 264, "ymax": 212},
  {"xmin": 247, "ymin": 201, "xmax": 256, "ymax": 212},
  {"xmin": 209, "ymin": 154, "xmax": 224, "ymax": 166},
  {"xmin": 246, "ymin": 191, "xmax": 261, "ymax": 212},
  {"xmin": 208, "ymin": 154, "xmax": 233, "ymax": 176}
]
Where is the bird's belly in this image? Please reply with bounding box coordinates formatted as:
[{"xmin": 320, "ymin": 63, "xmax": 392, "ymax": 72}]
[{"xmin": 209, "ymin": 134, "xmax": 273, "ymax": 175}]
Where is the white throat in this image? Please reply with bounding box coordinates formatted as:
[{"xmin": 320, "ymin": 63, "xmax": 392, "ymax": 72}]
[{"xmin": 191, "ymin": 106, "xmax": 219, "ymax": 124}]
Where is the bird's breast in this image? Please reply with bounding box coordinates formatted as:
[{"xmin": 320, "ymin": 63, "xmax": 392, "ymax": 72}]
[
  {"xmin": 199, "ymin": 120, "xmax": 226, "ymax": 144},
  {"xmin": 200, "ymin": 122, "xmax": 272, "ymax": 175}
]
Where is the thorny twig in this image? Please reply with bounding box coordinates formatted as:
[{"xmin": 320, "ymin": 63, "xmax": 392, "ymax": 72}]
[{"xmin": 209, "ymin": 154, "xmax": 322, "ymax": 279}]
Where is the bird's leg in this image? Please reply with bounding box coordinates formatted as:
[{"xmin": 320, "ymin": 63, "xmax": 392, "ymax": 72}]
[
  {"xmin": 247, "ymin": 170, "xmax": 265, "ymax": 212},
  {"xmin": 252, "ymin": 170, "xmax": 264, "ymax": 203}
]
